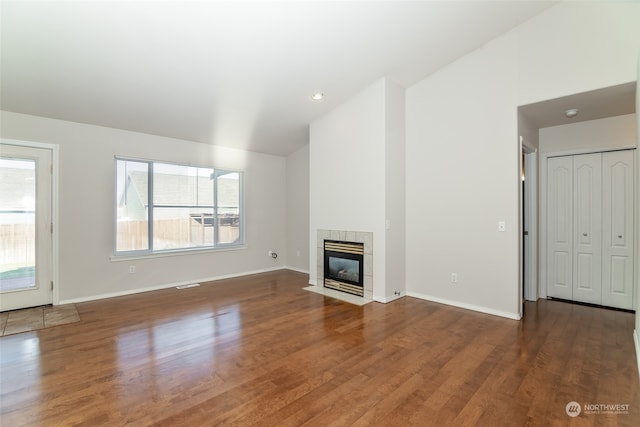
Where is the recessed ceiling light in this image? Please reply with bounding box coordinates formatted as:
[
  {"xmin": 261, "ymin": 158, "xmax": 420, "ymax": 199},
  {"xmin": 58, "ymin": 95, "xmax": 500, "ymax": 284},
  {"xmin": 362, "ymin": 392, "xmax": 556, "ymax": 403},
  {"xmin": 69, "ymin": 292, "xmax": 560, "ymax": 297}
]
[
  {"xmin": 311, "ymin": 93, "xmax": 324, "ymax": 101},
  {"xmin": 564, "ymin": 108, "xmax": 579, "ymax": 118}
]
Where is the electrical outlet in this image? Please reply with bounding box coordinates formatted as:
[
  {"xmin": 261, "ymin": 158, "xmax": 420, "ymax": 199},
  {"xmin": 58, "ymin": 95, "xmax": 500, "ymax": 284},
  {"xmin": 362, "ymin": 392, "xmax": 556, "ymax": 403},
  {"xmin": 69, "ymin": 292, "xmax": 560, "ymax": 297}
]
[
  {"xmin": 129, "ymin": 265, "xmax": 136, "ymax": 274},
  {"xmin": 451, "ymin": 273, "xmax": 457, "ymax": 284}
]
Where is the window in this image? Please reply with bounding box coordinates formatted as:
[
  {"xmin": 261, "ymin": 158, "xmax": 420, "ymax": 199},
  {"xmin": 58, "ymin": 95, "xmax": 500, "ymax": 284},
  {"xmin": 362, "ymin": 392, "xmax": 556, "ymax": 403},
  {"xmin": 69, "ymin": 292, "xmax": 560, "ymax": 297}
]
[{"xmin": 115, "ymin": 158, "xmax": 243, "ymax": 254}]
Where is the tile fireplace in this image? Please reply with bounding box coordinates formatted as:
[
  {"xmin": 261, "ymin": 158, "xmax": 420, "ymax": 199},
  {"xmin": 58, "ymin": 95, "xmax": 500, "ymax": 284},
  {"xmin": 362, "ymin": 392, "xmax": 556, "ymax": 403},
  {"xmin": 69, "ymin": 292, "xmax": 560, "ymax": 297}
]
[{"xmin": 316, "ymin": 229, "xmax": 373, "ymax": 301}]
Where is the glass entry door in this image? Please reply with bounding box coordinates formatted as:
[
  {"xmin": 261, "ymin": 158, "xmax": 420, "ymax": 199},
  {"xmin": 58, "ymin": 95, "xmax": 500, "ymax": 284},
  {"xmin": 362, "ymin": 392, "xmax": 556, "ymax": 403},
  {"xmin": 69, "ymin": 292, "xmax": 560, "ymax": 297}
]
[{"xmin": 0, "ymin": 143, "xmax": 53, "ymax": 311}]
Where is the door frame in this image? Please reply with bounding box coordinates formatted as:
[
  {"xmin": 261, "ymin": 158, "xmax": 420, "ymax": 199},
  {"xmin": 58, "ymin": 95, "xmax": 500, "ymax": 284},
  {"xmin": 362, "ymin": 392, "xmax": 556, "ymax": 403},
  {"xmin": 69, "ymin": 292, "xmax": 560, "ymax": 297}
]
[
  {"xmin": 540, "ymin": 145, "xmax": 636, "ymax": 303},
  {"xmin": 1, "ymin": 138, "xmax": 59, "ymax": 306},
  {"xmin": 522, "ymin": 144, "xmax": 538, "ymax": 301}
]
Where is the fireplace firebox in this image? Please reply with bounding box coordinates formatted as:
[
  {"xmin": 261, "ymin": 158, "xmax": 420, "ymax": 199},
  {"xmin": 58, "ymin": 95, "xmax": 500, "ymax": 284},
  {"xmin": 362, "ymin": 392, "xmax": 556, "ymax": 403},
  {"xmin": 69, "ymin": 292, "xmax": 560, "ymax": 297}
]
[{"xmin": 324, "ymin": 240, "xmax": 364, "ymax": 297}]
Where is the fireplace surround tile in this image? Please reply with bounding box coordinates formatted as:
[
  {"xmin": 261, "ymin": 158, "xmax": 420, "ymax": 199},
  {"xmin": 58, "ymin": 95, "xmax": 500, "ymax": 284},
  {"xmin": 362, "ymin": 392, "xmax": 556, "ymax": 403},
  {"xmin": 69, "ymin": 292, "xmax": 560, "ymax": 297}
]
[
  {"xmin": 356, "ymin": 232, "xmax": 373, "ymax": 253},
  {"xmin": 364, "ymin": 274, "xmax": 372, "ymax": 290},
  {"xmin": 364, "ymin": 254, "xmax": 373, "ymax": 276},
  {"xmin": 316, "ymin": 243, "xmax": 324, "ymax": 289}
]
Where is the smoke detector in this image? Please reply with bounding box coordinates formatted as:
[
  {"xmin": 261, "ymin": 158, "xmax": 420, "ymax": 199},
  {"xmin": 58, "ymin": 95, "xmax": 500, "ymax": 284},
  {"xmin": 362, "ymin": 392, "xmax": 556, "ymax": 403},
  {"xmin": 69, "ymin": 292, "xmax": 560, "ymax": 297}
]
[{"xmin": 564, "ymin": 108, "xmax": 579, "ymax": 118}]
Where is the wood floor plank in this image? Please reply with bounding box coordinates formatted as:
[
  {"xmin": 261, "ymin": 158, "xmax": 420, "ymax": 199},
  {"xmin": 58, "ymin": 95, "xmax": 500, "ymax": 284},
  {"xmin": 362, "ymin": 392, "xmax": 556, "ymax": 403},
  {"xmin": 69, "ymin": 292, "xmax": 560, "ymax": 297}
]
[{"xmin": 1, "ymin": 270, "xmax": 638, "ymax": 426}]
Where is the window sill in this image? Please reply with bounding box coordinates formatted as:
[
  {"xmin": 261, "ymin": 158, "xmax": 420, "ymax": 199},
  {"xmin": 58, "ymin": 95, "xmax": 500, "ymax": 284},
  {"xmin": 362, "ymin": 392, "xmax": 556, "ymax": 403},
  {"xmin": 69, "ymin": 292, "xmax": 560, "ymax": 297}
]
[{"xmin": 110, "ymin": 244, "xmax": 248, "ymax": 262}]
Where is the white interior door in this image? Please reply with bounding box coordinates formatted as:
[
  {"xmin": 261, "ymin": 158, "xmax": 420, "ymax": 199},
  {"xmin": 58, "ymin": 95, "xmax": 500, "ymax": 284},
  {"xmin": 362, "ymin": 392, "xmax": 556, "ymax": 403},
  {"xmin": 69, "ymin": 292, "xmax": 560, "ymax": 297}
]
[
  {"xmin": 572, "ymin": 153, "xmax": 602, "ymax": 304},
  {"xmin": 602, "ymin": 150, "xmax": 634, "ymax": 309},
  {"xmin": 0, "ymin": 144, "xmax": 53, "ymax": 311},
  {"xmin": 547, "ymin": 156, "xmax": 573, "ymax": 300}
]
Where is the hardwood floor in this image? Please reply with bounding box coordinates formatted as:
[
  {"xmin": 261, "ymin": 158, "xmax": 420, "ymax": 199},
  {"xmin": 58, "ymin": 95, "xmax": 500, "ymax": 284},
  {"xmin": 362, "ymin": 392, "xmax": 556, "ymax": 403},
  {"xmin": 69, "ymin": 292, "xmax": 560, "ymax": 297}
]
[{"xmin": 0, "ymin": 270, "xmax": 638, "ymax": 426}]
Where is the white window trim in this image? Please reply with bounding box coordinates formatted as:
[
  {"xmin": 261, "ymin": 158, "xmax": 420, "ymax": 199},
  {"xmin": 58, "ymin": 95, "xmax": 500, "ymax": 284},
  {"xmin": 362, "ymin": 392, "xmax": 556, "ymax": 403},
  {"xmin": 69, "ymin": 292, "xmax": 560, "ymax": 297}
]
[{"xmin": 114, "ymin": 156, "xmax": 245, "ymax": 256}]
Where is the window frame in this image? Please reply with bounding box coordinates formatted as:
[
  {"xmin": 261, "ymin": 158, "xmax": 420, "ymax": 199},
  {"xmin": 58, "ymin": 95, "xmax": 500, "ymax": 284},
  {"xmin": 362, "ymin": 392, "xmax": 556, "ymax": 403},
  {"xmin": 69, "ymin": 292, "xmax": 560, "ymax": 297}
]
[{"xmin": 114, "ymin": 156, "xmax": 244, "ymax": 256}]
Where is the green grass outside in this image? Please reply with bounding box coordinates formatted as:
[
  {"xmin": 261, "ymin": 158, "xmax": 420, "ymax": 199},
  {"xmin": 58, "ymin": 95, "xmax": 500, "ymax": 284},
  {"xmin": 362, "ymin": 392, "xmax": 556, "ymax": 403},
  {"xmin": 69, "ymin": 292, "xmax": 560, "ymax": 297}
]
[{"xmin": 0, "ymin": 266, "xmax": 35, "ymax": 279}]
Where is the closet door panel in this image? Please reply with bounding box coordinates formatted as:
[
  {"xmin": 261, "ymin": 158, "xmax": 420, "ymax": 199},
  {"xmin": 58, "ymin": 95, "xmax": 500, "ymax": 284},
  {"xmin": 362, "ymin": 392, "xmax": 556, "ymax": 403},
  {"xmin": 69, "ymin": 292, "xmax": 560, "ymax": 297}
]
[
  {"xmin": 575, "ymin": 253, "xmax": 594, "ymax": 290},
  {"xmin": 602, "ymin": 150, "xmax": 634, "ymax": 309},
  {"xmin": 572, "ymin": 153, "xmax": 602, "ymax": 304},
  {"xmin": 547, "ymin": 156, "xmax": 573, "ymax": 300}
]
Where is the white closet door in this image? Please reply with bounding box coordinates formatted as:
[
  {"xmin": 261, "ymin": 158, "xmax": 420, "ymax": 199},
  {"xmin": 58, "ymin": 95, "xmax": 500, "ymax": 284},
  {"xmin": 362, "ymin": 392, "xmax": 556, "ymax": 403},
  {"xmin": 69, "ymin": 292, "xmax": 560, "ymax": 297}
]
[
  {"xmin": 572, "ymin": 153, "xmax": 602, "ymax": 304},
  {"xmin": 547, "ymin": 156, "xmax": 573, "ymax": 300},
  {"xmin": 602, "ymin": 150, "xmax": 634, "ymax": 309}
]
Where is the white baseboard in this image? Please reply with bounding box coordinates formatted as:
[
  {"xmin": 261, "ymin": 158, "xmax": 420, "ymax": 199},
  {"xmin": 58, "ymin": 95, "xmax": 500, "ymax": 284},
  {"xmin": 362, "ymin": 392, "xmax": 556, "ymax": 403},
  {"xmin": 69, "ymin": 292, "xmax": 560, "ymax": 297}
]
[
  {"xmin": 406, "ymin": 291, "xmax": 521, "ymax": 320},
  {"xmin": 634, "ymin": 330, "xmax": 640, "ymax": 382},
  {"xmin": 58, "ymin": 267, "xmax": 285, "ymax": 305},
  {"xmin": 374, "ymin": 291, "xmax": 405, "ymax": 304},
  {"xmin": 285, "ymin": 266, "xmax": 310, "ymax": 274}
]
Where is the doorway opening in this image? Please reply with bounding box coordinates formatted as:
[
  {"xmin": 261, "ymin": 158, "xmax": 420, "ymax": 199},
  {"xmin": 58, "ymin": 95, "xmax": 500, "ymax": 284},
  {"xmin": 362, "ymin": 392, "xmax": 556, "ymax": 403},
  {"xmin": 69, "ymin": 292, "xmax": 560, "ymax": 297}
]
[{"xmin": 517, "ymin": 82, "xmax": 636, "ymax": 319}]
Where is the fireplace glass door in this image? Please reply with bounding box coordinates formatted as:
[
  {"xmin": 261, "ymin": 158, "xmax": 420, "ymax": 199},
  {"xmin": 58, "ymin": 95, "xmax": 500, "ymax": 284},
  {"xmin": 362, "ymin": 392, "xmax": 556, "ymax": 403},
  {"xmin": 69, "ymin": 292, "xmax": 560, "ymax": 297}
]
[{"xmin": 324, "ymin": 240, "xmax": 364, "ymax": 296}]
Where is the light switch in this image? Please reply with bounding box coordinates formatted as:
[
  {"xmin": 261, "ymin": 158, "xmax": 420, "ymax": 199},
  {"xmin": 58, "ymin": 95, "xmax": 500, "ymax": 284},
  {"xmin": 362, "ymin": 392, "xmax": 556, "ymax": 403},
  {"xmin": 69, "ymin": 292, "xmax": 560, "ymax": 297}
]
[
  {"xmin": 498, "ymin": 221, "xmax": 506, "ymax": 232},
  {"xmin": 385, "ymin": 219, "xmax": 391, "ymax": 230}
]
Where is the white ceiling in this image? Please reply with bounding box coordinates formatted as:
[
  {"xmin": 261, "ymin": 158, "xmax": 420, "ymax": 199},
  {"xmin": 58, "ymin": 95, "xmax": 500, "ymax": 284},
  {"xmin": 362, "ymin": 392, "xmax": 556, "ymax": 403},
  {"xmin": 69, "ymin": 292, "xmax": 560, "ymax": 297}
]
[
  {"xmin": 519, "ymin": 82, "xmax": 636, "ymax": 130},
  {"xmin": 1, "ymin": 1, "xmax": 559, "ymax": 156}
]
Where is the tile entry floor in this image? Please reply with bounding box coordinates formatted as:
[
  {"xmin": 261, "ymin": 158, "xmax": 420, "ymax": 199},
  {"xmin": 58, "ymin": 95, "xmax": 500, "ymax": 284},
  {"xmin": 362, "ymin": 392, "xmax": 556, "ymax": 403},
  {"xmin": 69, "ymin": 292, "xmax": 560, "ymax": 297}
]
[{"xmin": 0, "ymin": 304, "xmax": 80, "ymax": 336}]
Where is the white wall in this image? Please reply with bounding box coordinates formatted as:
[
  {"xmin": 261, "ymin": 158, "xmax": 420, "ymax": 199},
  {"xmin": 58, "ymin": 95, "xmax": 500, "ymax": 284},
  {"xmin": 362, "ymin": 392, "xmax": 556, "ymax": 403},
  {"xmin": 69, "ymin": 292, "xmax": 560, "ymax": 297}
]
[
  {"xmin": 0, "ymin": 111, "xmax": 288, "ymax": 302},
  {"xmin": 539, "ymin": 114, "xmax": 637, "ymax": 154},
  {"xmin": 517, "ymin": 1, "xmax": 640, "ymax": 106},
  {"xmin": 309, "ymin": 78, "xmax": 406, "ymax": 301},
  {"xmin": 309, "ymin": 79, "xmax": 387, "ymax": 298},
  {"xmin": 405, "ymin": 1, "xmax": 639, "ymax": 319},
  {"xmin": 518, "ymin": 110, "xmax": 539, "ymax": 150},
  {"xmin": 406, "ymin": 33, "xmax": 521, "ymax": 319},
  {"xmin": 384, "ymin": 80, "xmax": 406, "ymax": 299},
  {"xmin": 286, "ymin": 144, "xmax": 310, "ymax": 273}
]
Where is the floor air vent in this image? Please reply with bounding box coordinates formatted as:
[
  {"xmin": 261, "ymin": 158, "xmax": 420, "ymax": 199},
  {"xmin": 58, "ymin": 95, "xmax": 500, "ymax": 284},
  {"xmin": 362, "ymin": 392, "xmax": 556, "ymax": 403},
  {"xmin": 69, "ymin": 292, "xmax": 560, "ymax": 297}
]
[{"xmin": 176, "ymin": 283, "xmax": 201, "ymax": 289}]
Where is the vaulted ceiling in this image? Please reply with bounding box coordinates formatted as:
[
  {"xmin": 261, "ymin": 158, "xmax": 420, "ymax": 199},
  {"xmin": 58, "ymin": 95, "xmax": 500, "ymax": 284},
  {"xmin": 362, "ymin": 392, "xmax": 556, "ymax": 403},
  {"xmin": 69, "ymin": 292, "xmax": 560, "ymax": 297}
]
[{"xmin": 0, "ymin": 1, "xmax": 558, "ymax": 156}]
